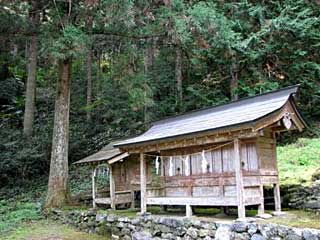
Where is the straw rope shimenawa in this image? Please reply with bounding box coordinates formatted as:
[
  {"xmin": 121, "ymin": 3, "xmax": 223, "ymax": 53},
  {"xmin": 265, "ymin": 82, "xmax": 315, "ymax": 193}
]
[{"xmin": 142, "ymin": 140, "xmax": 234, "ymax": 158}]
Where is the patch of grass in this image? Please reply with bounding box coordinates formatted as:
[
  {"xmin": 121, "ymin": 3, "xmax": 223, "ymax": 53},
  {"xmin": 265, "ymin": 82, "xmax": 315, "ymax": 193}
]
[
  {"xmin": 193, "ymin": 207, "xmax": 221, "ymax": 216},
  {"xmin": 61, "ymin": 205, "xmax": 91, "ymax": 211},
  {"xmin": 100, "ymin": 208, "xmax": 139, "ymax": 218},
  {"xmin": 3, "ymin": 220, "xmax": 108, "ymax": 240},
  {"xmin": 263, "ymin": 210, "xmax": 320, "ymax": 229},
  {"xmin": 277, "ymin": 138, "xmax": 320, "ymax": 185},
  {"xmin": 0, "ymin": 199, "xmax": 42, "ymax": 236}
]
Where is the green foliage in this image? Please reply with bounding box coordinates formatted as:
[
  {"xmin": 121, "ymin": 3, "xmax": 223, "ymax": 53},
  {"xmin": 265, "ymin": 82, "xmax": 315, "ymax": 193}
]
[
  {"xmin": 278, "ymin": 138, "xmax": 320, "ymax": 185},
  {"xmin": 187, "ymin": 2, "xmax": 241, "ymax": 48},
  {"xmin": 0, "ymin": 125, "xmax": 51, "ymax": 186},
  {"xmin": 128, "ymin": 72, "xmax": 154, "ymax": 111},
  {"xmin": 1, "ymin": 0, "xmax": 320, "ymax": 202},
  {"xmin": 0, "ymin": 198, "xmax": 42, "ymax": 235},
  {"xmin": 69, "ymin": 166, "xmax": 96, "ymax": 195},
  {"xmin": 278, "ymin": 138, "xmax": 320, "ymax": 166},
  {"xmin": 46, "ymin": 25, "xmax": 88, "ymax": 60}
]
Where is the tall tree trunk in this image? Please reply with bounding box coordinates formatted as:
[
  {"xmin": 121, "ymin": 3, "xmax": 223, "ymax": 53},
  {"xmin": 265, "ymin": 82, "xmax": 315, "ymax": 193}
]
[
  {"xmin": 230, "ymin": 52, "xmax": 238, "ymax": 100},
  {"xmin": 86, "ymin": 47, "xmax": 92, "ymax": 121},
  {"xmin": 23, "ymin": 4, "xmax": 40, "ymax": 138},
  {"xmin": 45, "ymin": 58, "xmax": 72, "ymax": 208},
  {"xmin": 144, "ymin": 43, "xmax": 154, "ymax": 74},
  {"xmin": 175, "ymin": 46, "xmax": 183, "ymax": 108},
  {"xmin": 143, "ymin": 40, "xmax": 154, "ymax": 123},
  {"xmin": 85, "ymin": 9, "xmax": 93, "ymax": 122},
  {"xmin": 229, "ymin": 3, "xmax": 239, "ymax": 101},
  {"xmin": 96, "ymin": 51, "xmax": 101, "ymax": 91}
]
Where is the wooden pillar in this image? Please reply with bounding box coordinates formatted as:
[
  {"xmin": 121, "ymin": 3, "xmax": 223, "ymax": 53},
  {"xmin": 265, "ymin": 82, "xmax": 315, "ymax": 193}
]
[
  {"xmin": 234, "ymin": 138, "xmax": 245, "ymax": 219},
  {"xmin": 258, "ymin": 184, "xmax": 265, "ymax": 215},
  {"xmin": 92, "ymin": 168, "xmax": 97, "ymax": 208},
  {"xmin": 274, "ymin": 183, "xmax": 281, "ymax": 212},
  {"xmin": 273, "ymin": 132, "xmax": 281, "ymax": 213},
  {"xmin": 186, "ymin": 204, "xmax": 192, "ymax": 217},
  {"xmin": 140, "ymin": 151, "xmax": 147, "ymax": 214},
  {"xmin": 109, "ymin": 165, "xmax": 116, "ymax": 209}
]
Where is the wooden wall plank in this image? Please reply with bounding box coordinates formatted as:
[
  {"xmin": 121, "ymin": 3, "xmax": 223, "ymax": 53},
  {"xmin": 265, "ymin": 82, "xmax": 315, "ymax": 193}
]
[
  {"xmin": 212, "ymin": 149, "xmax": 223, "ymax": 173},
  {"xmin": 165, "ymin": 187, "xmax": 189, "ymax": 197},
  {"xmin": 222, "ymin": 145, "xmax": 235, "ymax": 173},
  {"xmin": 224, "ymin": 185, "xmax": 237, "ymax": 197},
  {"xmin": 193, "ymin": 186, "xmax": 220, "ymax": 197}
]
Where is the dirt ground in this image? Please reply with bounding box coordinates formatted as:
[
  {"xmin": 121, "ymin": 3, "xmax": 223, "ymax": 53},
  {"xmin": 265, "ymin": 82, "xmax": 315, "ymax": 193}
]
[{"xmin": 3, "ymin": 220, "xmax": 109, "ymax": 240}]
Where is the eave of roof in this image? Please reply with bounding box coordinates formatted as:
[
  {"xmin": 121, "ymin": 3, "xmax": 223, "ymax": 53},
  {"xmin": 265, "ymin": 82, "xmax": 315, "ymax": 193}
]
[{"xmin": 73, "ymin": 143, "xmax": 124, "ymax": 165}]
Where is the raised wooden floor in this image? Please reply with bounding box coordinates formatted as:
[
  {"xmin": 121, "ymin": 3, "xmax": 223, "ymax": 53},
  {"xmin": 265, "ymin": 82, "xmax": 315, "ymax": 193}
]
[
  {"xmin": 94, "ymin": 197, "xmax": 111, "ymax": 205},
  {"xmin": 146, "ymin": 196, "xmax": 238, "ymax": 206},
  {"xmin": 94, "ymin": 191, "xmax": 133, "ymax": 206}
]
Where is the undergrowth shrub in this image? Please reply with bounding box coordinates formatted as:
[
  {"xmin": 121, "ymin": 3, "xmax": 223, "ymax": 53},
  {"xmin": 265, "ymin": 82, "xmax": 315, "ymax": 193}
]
[{"xmin": 0, "ymin": 199, "xmax": 42, "ymax": 235}]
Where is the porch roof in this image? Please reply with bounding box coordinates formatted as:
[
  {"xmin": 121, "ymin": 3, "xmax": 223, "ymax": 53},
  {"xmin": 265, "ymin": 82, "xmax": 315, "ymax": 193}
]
[
  {"xmin": 115, "ymin": 85, "xmax": 305, "ymax": 147},
  {"xmin": 73, "ymin": 143, "xmax": 128, "ymax": 165}
]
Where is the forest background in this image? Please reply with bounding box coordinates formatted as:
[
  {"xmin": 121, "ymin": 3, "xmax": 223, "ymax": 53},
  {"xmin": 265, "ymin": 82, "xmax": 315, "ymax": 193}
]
[{"xmin": 0, "ymin": 0, "xmax": 320, "ymax": 201}]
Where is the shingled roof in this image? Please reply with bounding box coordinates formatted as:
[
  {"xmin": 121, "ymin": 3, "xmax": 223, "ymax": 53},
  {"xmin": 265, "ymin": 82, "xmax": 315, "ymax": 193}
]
[
  {"xmin": 115, "ymin": 85, "xmax": 304, "ymax": 147},
  {"xmin": 73, "ymin": 143, "xmax": 126, "ymax": 165}
]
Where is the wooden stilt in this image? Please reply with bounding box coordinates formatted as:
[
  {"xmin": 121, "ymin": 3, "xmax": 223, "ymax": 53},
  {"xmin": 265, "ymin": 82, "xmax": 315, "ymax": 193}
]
[
  {"xmin": 92, "ymin": 168, "xmax": 96, "ymax": 208},
  {"xmin": 220, "ymin": 207, "xmax": 224, "ymax": 214},
  {"xmin": 160, "ymin": 205, "xmax": 167, "ymax": 212},
  {"xmin": 221, "ymin": 206, "xmax": 228, "ymax": 215},
  {"xmin": 109, "ymin": 165, "xmax": 116, "ymax": 209},
  {"xmin": 140, "ymin": 151, "xmax": 147, "ymax": 214},
  {"xmin": 258, "ymin": 184, "xmax": 265, "ymax": 215},
  {"xmin": 234, "ymin": 138, "xmax": 245, "ymax": 219},
  {"xmin": 274, "ymin": 183, "xmax": 281, "ymax": 212},
  {"xmin": 130, "ymin": 190, "xmax": 135, "ymax": 209},
  {"xmin": 186, "ymin": 204, "xmax": 192, "ymax": 217}
]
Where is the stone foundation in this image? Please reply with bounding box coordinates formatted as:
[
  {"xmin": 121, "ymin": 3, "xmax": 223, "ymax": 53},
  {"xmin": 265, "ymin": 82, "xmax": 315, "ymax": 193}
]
[{"xmin": 50, "ymin": 209, "xmax": 320, "ymax": 240}]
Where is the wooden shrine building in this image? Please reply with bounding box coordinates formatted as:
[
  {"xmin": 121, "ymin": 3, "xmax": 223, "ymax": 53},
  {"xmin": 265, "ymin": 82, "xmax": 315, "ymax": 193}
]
[{"xmin": 113, "ymin": 85, "xmax": 306, "ymax": 219}]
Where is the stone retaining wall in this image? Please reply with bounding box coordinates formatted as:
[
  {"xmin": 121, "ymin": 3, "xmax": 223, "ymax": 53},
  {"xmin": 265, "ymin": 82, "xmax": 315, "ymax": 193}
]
[
  {"xmin": 282, "ymin": 180, "xmax": 320, "ymax": 212},
  {"xmin": 50, "ymin": 210, "xmax": 320, "ymax": 240}
]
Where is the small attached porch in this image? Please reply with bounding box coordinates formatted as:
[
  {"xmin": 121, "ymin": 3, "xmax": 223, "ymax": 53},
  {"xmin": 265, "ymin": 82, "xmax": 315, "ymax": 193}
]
[{"xmin": 74, "ymin": 144, "xmax": 134, "ymax": 209}]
